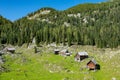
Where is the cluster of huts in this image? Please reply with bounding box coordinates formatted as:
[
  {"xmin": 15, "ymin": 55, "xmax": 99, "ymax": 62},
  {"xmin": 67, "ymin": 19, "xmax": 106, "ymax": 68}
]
[
  {"xmin": 54, "ymin": 49, "xmax": 100, "ymax": 70},
  {"xmin": 0, "ymin": 44, "xmax": 100, "ymax": 71},
  {"xmin": 54, "ymin": 49, "xmax": 71, "ymax": 56}
]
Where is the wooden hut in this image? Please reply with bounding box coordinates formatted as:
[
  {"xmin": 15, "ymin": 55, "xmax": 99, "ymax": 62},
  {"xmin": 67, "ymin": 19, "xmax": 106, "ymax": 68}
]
[
  {"xmin": 74, "ymin": 52, "xmax": 88, "ymax": 62},
  {"xmin": 87, "ymin": 60, "xmax": 100, "ymax": 70},
  {"xmin": 54, "ymin": 49, "xmax": 60, "ymax": 55},
  {"xmin": 59, "ymin": 49, "xmax": 71, "ymax": 56},
  {"xmin": 7, "ymin": 48, "xmax": 15, "ymax": 53}
]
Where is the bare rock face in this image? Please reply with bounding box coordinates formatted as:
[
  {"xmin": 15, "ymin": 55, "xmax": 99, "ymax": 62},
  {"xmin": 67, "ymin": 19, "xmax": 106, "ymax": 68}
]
[
  {"xmin": 40, "ymin": 10, "xmax": 51, "ymax": 14},
  {"xmin": 27, "ymin": 10, "xmax": 51, "ymax": 20},
  {"xmin": 67, "ymin": 13, "xmax": 81, "ymax": 18}
]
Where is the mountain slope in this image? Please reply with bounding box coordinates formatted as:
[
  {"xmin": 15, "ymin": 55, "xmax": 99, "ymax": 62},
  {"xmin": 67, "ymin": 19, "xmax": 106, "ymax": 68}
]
[
  {"xmin": 0, "ymin": 15, "xmax": 12, "ymax": 25},
  {"xmin": 1, "ymin": 0, "xmax": 120, "ymax": 48}
]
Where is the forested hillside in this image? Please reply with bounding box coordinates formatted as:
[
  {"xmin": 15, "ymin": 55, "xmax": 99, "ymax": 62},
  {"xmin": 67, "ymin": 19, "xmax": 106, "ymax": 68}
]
[
  {"xmin": 0, "ymin": 16, "xmax": 14, "ymax": 44},
  {"xmin": 0, "ymin": 0, "xmax": 120, "ymax": 48}
]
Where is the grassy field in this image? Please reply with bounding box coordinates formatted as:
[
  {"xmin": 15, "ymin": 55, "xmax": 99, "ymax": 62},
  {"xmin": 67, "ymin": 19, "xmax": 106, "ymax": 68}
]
[{"xmin": 0, "ymin": 44, "xmax": 120, "ymax": 80}]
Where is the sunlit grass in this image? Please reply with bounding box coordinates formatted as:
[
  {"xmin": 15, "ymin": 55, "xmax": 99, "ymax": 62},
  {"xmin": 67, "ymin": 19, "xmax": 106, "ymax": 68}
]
[{"xmin": 0, "ymin": 45, "xmax": 120, "ymax": 80}]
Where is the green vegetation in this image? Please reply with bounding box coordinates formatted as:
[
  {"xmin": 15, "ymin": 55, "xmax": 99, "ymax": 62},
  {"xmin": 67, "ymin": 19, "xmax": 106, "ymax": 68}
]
[
  {"xmin": 0, "ymin": 45, "xmax": 120, "ymax": 80},
  {"xmin": 0, "ymin": 0, "xmax": 120, "ymax": 48},
  {"xmin": 0, "ymin": 0, "xmax": 120, "ymax": 79}
]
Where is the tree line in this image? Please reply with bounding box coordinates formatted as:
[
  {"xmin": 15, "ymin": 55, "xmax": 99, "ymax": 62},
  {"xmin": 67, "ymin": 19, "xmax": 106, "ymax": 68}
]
[{"xmin": 0, "ymin": 0, "xmax": 120, "ymax": 48}]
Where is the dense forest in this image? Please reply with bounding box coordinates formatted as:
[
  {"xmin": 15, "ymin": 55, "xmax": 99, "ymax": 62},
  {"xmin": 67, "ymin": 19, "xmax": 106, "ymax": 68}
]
[{"xmin": 0, "ymin": 0, "xmax": 120, "ymax": 48}]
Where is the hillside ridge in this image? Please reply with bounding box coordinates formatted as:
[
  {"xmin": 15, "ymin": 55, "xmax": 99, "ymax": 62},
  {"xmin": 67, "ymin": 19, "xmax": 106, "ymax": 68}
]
[{"xmin": 0, "ymin": 0, "xmax": 120, "ymax": 48}]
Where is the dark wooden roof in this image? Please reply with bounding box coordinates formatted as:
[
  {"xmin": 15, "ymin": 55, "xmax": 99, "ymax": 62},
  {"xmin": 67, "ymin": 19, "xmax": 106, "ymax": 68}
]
[{"xmin": 87, "ymin": 59, "xmax": 97, "ymax": 65}]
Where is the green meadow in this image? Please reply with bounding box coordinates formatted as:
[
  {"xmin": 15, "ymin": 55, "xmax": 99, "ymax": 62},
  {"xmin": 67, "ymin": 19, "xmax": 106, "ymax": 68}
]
[{"xmin": 0, "ymin": 44, "xmax": 120, "ymax": 80}]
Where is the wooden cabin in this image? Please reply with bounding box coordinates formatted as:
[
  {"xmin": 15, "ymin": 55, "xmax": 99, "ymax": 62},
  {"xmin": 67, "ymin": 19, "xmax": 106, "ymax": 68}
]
[
  {"xmin": 59, "ymin": 49, "xmax": 71, "ymax": 56},
  {"xmin": 7, "ymin": 48, "xmax": 15, "ymax": 53},
  {"xmin": 87, "ymin": 60, "xmax": 100, "ymax": 70},
  {"xmin": 74, "ymin": 52, "xmax": 88, "ymax": 62},
  {"xmin": 54, "ymin": 49, "xmax": 60, "ymax": 55}
]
